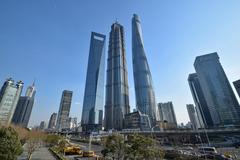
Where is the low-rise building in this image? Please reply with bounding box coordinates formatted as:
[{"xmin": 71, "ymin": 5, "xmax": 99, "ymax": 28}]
[{"xmin": 124, "ymin": 110, "xmax": 151, "ymax": 131}]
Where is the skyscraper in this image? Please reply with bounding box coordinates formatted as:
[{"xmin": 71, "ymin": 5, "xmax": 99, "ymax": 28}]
[
  {"xmin": 0, "ymin": 78, "xmax": 23, "ymax": 124},
  {"xmin": 158, "ymin": 102, "xmax": 177, "ymax": 127},
  {"xmin": 188, "ymin": 73, "xmax": 213, "ymax": 127},
  {"xmin": 81, "ymin": 32, "xmax": 106, "ymax": 132},
  {"xmin": 56, "ymin": 90, "xmax": 73, "ymax": 131},
  {"xmin": 48, "ymin": 112, "xmax": 57, "ymax": 129},
  {"xmin": 105, "ymin": 22, "xmax": 130, "ymax": 130},
  {"xmin": 12, "ymin": 82, "xmax": 36, "ymax": 127},
  {"xmin": 233, "ymin": 79, "xmax": 240, "ymax": 98},
  {"xmin": 132, "ymin": 14, "xmax": 157, "ymax": 125},
  {"xmin": 194, "ymin": 52, "xmax": 240, "ymax": 126},
  {"xmin": 39, "ymin": 121, "xmax": 46, "ymax": 131},
  {"xmin": 186, "ymin": 104, "xmax": 201, "ymax": 130}
]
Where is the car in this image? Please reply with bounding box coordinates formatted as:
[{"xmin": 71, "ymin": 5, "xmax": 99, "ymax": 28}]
[
  {"xmin": 64, "ymin": 146, "xmax": 83, "ymax": 155},
  {"xmin": 200, "ymin": 154, "xmax": 232, "ymax": 160},
  {"xmin": 233, "ymin": 142, "xmax": 240, "ymax": 148},
  {"xmin": 83, "ymin": 150, "xmax": 95, "ymax": 157},
  {"xmin": 74, "ymin": 156, "xmax": 83, "ymax": 160},
  {"xmin": 198, "ymin": 146, "xmax": 218, "ymax": 154}
]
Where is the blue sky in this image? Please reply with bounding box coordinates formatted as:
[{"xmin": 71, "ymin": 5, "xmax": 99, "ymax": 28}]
[{"xmin": 0, "ymin": 0, "xmax": 240, "ymax": 126}]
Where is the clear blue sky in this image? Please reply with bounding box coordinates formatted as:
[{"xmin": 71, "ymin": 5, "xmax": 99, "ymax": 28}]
[{"xmin": 0, "ymin": 0, "xmax": 240, "ymax": 127}]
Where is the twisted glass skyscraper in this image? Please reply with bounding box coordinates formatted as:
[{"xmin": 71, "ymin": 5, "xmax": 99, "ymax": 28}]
[
  {"xmin": 132, "ymin": 14, "xmax": 157, "ymax": 125},
  {"xmin": 81, "ymin": 32, "xmax": 106, "ymax": 131},
  {"xmin": 105, "ymin": 22, "xmax": 130, "ymax": 130}
]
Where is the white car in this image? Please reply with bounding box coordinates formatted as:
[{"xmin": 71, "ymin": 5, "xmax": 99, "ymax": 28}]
[{"xmin": 198, "ymin": 146, "xmax": 218, "ymax": 154}]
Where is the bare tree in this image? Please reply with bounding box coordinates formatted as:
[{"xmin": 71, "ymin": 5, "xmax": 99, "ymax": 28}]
[{"xmin": 26, "ymin": 131, "xmax": 45, "ymax": 160}]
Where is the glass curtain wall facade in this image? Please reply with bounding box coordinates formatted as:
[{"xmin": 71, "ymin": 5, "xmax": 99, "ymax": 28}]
[
  {"xmin": 12, "ymin": 83, "xmax": 36, "ymax": 127},
  {"xmin": 81, "ymin": 32, "xmax": 106, "ymax": 131},
  {"xmin": 233, "ymin": 79, "xmax": 240, "ymax": 98},
  {"xmin": 186, "ymin": 104, "xmax": 201, "ymax": 130},
  {"xmin": 0, "ymin": 78, "xmax": 23, "ymax": 124},
  {"xmin": 48, "ymin": 112, "xmax": 57, "ymax": 129},
  {"xmin": 105, "ymin": 22, "xmax": 130, "ymax": 131},
  {"xmin": 56, "ymin": 90, "xmax": 73, "ymax": 131},
  {"xmin": 158, "ymin": 102, "xmax": 177, "ymax": 126},
  {"xmin": 132, "ymin": 14, "xmax": 157, "ymax": 126},
  {"xmin": 194, "ymin": 52, "xmax": 240, "ymax": 126},
  {"xmin": 188, "ymin": 73, "xmax": 213, "ymax": 127}
]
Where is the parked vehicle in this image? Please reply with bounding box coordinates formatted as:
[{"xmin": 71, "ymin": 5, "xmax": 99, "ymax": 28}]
[
  {"xmin": 83, "ymin": 150, "xmax": 95, "ymax": 157},
  {"xmin": 198, "ymin": 146, "xmax": 218, "ymax": 154},
  {"xmin": 64, "ymin": 146, "xmax": 83, "ymax": 155}
]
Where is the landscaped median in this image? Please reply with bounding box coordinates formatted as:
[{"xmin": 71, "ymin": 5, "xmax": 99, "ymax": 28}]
[{"xmin": 49, "ymin": 147, "xmax": 67, "ymax": 160}]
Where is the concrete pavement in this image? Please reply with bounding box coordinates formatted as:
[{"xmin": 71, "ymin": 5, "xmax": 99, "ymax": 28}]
[{"xmin": 18, "ymin": 146, "xmax": 56, "ymax": 160}]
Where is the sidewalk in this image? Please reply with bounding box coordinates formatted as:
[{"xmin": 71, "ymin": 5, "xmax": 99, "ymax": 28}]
[{"xmin": 18, "ymin": 146, "xmax": 56, "ymax": 160}]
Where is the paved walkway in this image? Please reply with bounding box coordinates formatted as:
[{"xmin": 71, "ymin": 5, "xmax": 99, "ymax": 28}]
[{"xmin": 18, "ymin": 147, "xmax": 56, "ymax": 160}]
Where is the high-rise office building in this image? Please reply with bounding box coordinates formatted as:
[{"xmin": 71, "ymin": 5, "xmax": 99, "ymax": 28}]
[
  {"xmin": 186, "ymin": 104, "xmax": 201, "ymax": 130},
  {"xmin": 132, "ymin": 14, "xmax": 157, "ymax": 126},
  {"xmin": 56, "ymin": 90, "xmax": 73, "ymax": 131},
  {"xmin": 12, "ymin": 82, "xmax": 36, "ymax": 127},
  {"xmin": 194, "ymin": 52, "xmax": 240, "ymax": 126},
  {"xmin": 195, "ymin": 104, "xmax": 205, "ymax": 128},
  {"xmin": 0, "ymin": 78, "xmax": 23, "ymax": 124},
  {"xmin": 48, "ymin": 113, "xmax": 57, "ymax": 129},
  {"xmin": 188, "ymin": 73, "xmax": 213, "ymax": 127},
  {"xmin": 39, "ymin": 121, "xmax": 46, "ymax": 131},
  {"xmin": 105, "ymin": 22, "xmax": 130, "ymax": 130},
  {"xmin": 233, "ymin": 79, "xmax": 240, "ymax": 98},
  {"xmin": 158, "ymin": 102, "xmax": 177, "ymax": 127},
  {"xmin": 81, "ymin": 32, "xmax": 106, "ymax": 132}
]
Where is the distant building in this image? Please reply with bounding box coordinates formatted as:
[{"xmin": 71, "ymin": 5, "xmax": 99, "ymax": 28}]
[
  {"xmin": 188, "ymin": 73, "xmax": 213, "ymax": 127},
  {"xmin": 124, "ymin": 110, "xmax": 151, "ymax": 131},
  {"xmin": 132, "ymin": 14, "xmax": 157, "ymax": 125},
  {"xmin": 194, "ymin": 52, "xmax": 240, "ymax": 126},
  {"xmin": 233, "ymin": 79, "xmax": 240, "ymax": 98},
  {"xmin": 56, "ymin": 90, "xmax": 73, "ymax": 131},
  {"xmin": 158, "ymin": 102, "xmax": 177, "ymax": 127},
  {"xmin": 39, "ymin": 121, "xmax": 46, "ymax": 130},
  {"xmin": 156, "ymin": 121, "xmax": 176, "ymax": 130},
  {"xmin": 81, "ymin": 32, "xmax": 106, "ymax": 132},
  {"xmin": 186, "ymin": 104, "xmax": 201, "ymax": 130},
  {"xmin": 48, "ymin": 113, "xmax": 57, "ymax": 129},
  {"xmin": 105, "ymin": 22, "xmax": 130, "ymax": 131},
  {"xmin": 12, "ymin": 82, "xmax": 36, "ymax": 127},
  {"xmin": 69, "ymin": 117, "xmax": 77, "ymax": 130},
  {"xmin": 0, "ymin": 78, "xmax": 23, "ymax": 124}
]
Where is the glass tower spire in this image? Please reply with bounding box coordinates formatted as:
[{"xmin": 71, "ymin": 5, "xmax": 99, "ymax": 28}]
[{"xmin": 132, "ymin": 14, "xmax": 157, "ymax": 125}]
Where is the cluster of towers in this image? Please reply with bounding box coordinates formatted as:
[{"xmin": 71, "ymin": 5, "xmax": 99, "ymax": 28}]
[
  {"xmin": 187, "ymin": 52, "xmax": 240, "ymax": 129},
  {"xmin": 0, "ymin": 78, "xmax": 36, "ymax": 127},
  {"xmin": 81, "ymin": 14, "xmax": 158, "ymax": 131}
]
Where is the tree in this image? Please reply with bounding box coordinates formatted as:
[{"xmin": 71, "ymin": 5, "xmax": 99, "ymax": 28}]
[
  {"xmin": 125, "ymin": 134, "xmax": 156, "ymax": 159},
  {"xmin": 101, "ymin": 134, "xmax": 125, "ymax": 160},
  {"xmin": 26, "ymin": 131, "xmax": 45, "ymax": 160},
  {"xmin": 101, "ymin": 134, "xmax": 166, "ymax": 160},
  {"xmin": 58, "ymin": 138, "xmax": 67, "ymax": 155},
  {"xmin": 44, "ymin": 134, "xmax": 61, "ymax": 147},
  {"xmin": 10, "ymin": 124, "xmax": 29, "ymax": 145},
  {"xmin": 0, "ymin": 126, "xmax": 23, "ymax": 160}
]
